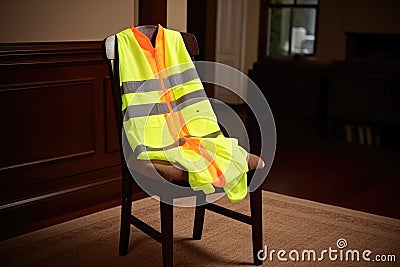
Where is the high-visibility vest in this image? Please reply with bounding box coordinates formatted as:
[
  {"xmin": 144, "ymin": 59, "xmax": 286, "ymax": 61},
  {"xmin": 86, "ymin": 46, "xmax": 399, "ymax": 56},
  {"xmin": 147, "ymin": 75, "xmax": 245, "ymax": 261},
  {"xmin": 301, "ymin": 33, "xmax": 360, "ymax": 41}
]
[{"xmin": 117, "ymin": 25, "xmax": 248, "ymax": 202}]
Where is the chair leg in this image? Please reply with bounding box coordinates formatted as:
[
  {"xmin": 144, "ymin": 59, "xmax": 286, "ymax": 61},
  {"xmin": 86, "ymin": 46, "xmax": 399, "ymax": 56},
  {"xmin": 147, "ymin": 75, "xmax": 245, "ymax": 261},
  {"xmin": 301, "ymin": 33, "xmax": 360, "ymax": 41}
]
[
  {"xmin": 119, "ymin": 176, "xmax": 133, "ymax": 256},
  {"xmin": 160, "ymin": 201, "xmax": 174, "ymax": 267},
  {"xmin": 250, "ymin": 187, "xmax": 263, "ymax": 265},
  {"xmin": 193, "ymin": 193, "xmax": 206, "ymax": 240}
]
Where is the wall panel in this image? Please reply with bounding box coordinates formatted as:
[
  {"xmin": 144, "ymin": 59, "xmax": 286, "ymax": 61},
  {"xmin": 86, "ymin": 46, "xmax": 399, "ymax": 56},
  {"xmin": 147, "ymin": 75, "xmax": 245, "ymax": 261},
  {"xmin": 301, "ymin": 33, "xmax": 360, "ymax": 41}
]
[
  {"xmin": 0, "ymin": 0, "xmax": 136, "ymax": 42},
  {"xmin": 0, "ymin": 78, "xmax": 96, "ymax": 172},
  {"xmin": 0, "ymin": 41, "xmax": 127, "ymax": 240}
]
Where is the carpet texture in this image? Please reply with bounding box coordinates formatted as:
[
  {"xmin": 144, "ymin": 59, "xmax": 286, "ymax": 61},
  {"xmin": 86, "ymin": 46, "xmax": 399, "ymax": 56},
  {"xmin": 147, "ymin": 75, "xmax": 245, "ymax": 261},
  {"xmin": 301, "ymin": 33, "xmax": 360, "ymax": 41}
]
[{"xmin": 1, "ymin": 191, "xmax": 399, "ymax": 266}]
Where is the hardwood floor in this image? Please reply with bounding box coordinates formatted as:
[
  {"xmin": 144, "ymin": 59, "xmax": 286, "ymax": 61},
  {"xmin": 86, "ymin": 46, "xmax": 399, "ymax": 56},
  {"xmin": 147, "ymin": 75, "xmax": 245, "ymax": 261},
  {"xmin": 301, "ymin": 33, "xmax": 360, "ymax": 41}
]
[{"xmin": 258, "ymin": 117, "xmax": 400, "ymax": 219}]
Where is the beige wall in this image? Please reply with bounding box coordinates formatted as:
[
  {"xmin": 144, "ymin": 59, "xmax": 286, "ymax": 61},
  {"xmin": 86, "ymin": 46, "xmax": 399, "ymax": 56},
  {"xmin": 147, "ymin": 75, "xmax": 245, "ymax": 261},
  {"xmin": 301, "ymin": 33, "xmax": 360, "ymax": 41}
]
[
  {"xmin": 316, "ymin": 0, "xmax": 400, "ymax": 61},
  {"xmin": 0, "ymin": 0, "xmax": 189, "ymax": 42},
  {"xmin": 167, "ymin": 0, "xmax": 187, "ymax": 32},
  {"xmin": 0, "ymin": 0, "xmax": 136, "ymax": 42},
  {"xmin": 344, "ymin": 0, "xmax": 400, "ymax": 34},
  {"xmin": 244, "ymin": 0, "xmax": 260, "ymax": 73},
  {"xmin": 316, "ymin": 0, "xmax": 347, "ymax": 61}
]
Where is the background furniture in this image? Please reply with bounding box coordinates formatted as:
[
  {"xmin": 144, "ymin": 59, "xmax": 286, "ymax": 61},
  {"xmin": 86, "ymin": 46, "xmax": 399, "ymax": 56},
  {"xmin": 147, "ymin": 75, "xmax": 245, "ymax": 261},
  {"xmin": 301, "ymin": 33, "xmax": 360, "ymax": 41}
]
[{"xmin": 248, "ymin": 56, "xmax": 400, "ymax": 149}]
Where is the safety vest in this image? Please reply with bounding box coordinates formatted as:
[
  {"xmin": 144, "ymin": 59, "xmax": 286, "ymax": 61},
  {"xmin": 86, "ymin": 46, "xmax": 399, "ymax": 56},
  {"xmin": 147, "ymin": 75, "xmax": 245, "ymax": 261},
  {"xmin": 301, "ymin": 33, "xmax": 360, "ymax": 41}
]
[{"xmin": 117, "ymin": 25, "xmax": 248, "ymax": 202}]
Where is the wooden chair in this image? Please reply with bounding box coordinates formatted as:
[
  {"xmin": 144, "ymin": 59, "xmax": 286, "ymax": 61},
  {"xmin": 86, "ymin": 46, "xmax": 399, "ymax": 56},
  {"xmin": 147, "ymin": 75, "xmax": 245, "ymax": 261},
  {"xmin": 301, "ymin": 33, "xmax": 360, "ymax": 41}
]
[{"xmin": 104, "ymin": 25, "xmax": 265, "ymax": 266}]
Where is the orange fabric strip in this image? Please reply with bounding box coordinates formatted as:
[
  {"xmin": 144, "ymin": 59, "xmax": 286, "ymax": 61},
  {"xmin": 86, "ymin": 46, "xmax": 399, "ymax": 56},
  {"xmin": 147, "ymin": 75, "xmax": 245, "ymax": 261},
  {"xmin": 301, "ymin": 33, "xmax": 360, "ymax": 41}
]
[
  {"xmin": 182, "ymin": 137, "xmax": 226, "ymax": 187},
  {"xmin": 130, "ymin": 25, "xmax": 225, "ymax": 187}
]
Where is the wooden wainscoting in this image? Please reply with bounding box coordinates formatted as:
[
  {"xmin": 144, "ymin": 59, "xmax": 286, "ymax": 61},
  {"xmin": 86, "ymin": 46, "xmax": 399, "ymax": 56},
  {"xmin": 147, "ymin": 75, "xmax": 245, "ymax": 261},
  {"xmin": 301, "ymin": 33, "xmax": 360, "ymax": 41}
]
[{"xmin": 0, "ymin": 41, "xmax": 140, "ymax": 240}]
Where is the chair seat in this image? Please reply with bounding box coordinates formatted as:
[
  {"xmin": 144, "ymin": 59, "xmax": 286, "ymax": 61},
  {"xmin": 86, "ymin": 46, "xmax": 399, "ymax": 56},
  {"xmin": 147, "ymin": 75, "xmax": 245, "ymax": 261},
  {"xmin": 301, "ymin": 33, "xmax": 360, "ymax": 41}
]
[{"xmin": 127, "ymin": 153, "xmax": 264, "ymax": 183}]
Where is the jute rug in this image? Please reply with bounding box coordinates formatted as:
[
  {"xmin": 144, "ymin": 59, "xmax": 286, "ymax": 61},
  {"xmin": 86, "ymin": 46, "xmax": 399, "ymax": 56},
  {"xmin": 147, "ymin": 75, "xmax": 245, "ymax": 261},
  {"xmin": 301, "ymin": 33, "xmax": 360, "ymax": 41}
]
[{"xmin": 1, "ymin": 191, "xmax": 399, "ymax": 266}]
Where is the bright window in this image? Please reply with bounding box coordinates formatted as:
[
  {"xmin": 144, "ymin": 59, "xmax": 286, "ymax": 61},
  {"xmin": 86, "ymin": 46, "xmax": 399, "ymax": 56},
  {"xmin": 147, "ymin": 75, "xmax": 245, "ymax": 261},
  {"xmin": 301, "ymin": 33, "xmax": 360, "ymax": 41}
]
[{"xmin": 261, "ymin": 0, "xmax": 319, "ymax": 57}]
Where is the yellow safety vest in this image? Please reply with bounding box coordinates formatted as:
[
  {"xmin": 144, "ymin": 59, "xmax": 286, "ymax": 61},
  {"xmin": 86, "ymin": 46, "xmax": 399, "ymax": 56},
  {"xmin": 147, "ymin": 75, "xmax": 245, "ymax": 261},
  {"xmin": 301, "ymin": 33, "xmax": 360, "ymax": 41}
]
[{"xmin": 117, "ymin": 25, "xmax": 248, "ymax": 202}]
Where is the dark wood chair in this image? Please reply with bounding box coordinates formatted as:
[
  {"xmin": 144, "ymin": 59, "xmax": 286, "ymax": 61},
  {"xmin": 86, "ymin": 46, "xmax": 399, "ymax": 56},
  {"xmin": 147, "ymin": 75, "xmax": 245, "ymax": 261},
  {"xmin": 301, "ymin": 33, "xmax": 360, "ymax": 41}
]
[{"xmin": 103, "ymin": 25, "xmax": 265, "ymax": 266}]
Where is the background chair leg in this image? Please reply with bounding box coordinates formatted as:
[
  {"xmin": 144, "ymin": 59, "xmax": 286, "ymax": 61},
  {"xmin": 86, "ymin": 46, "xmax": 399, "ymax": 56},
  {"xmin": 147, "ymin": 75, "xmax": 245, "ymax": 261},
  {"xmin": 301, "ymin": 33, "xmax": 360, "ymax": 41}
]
[
  {"xmin": 119, "ymin": 176, "xmax": 133, "ymax": 256},
  {"xmin": 160, "ymin": 201, "xmax": 174, "ymax": 267},
  {"xmin": 250, "ymin": 187, "xmax": 263, "ymax": 265},
  {"xmin": 193, "ymin": 193, "xmax": 206, "ymax": 240}
]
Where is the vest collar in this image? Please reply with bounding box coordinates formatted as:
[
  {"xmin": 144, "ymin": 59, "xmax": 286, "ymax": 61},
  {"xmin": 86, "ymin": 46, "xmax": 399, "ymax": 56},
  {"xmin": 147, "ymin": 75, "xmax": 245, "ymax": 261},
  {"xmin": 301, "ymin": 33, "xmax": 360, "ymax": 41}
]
[{"xmin": 130, "ymin": 24, "xmax": 165, "ymax": 52}]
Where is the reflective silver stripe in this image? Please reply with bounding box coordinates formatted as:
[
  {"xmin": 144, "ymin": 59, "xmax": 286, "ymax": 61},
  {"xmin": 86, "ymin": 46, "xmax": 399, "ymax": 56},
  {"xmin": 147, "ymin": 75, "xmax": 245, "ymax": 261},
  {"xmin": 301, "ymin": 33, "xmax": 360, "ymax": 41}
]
[
  {"xmin": 124, "ymin": 90, "xmax": 209, "ymax": 120},
  {"xmin": 172, "ymin": 90, "xmax": 208, "ymax": 111},
  {"xmin": 122, "ymin": 79, "xmax": 161, "ymax": 94},
  {"xmin": 121, "ymin": 67, "xmax": 199, "ymax": 94},
  {"xmin": 163, "ymin": 68, "xmax": 199, "ymax": 89},
  {"xmin": 124, "ymin": 103, "xmax": 170, "ymax": 119},
  {"xmin": 132, "ymin": 132, "xmax": 221, "ymax": 158},
  {"xmin": 133, "ymin": 139, "xmax": 183, "ymax": 158}
]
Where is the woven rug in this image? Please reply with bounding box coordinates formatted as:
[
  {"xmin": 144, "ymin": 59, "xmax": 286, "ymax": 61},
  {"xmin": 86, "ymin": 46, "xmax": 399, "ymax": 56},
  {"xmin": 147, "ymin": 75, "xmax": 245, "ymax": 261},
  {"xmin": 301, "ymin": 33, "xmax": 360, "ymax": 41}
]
[{"xmin": 1, "ymin": 191, "xmax": 399, "ymax": 266}]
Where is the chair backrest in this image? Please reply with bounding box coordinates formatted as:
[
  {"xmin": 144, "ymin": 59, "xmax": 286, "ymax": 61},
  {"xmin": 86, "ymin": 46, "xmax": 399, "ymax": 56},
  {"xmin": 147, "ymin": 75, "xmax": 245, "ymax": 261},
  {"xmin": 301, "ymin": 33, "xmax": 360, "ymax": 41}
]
[
  {"xmin": 104, "ymin": 25, "xmax": 199, "ymax": 61},
  {"xmin": 103, "ymin": 25, "xmax": 199, "ymax": 162}
]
